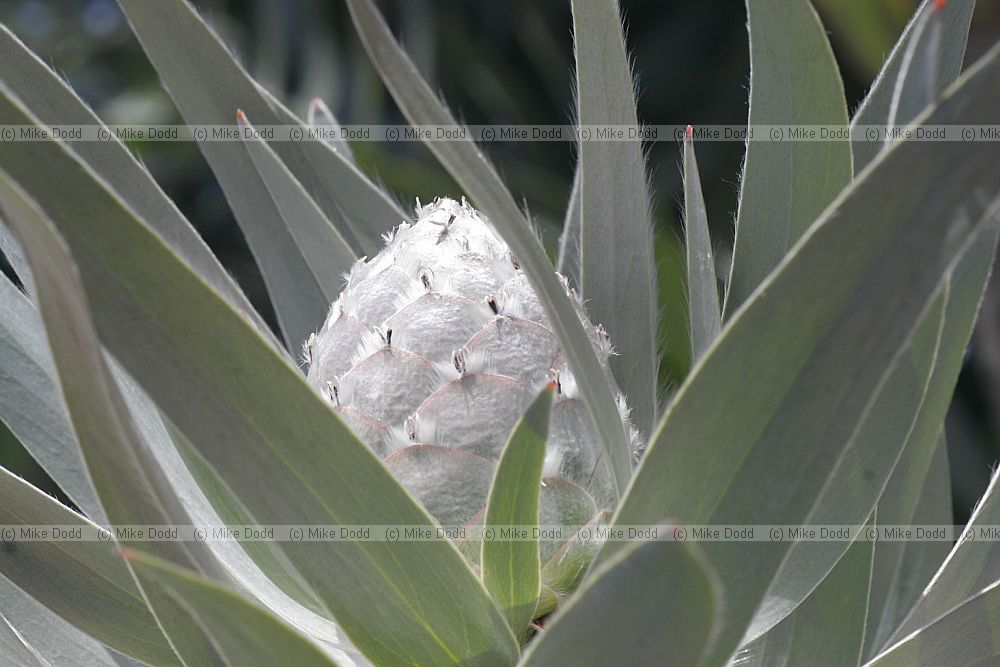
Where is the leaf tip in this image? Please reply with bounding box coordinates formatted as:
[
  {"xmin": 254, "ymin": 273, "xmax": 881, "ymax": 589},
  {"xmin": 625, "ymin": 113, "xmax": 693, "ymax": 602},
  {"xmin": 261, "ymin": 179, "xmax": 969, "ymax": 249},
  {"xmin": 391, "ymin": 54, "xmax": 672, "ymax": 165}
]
[
  {"xmin": 236, "ymin": 108, "xmax": 248, "ymax": 125},
  {"xmin": 685, "ymin": 124, "xmax": 694, "ymax": 139},
  {"xmin": 934, "ymin": 0, "xmax": 947, "ymax": 11}
]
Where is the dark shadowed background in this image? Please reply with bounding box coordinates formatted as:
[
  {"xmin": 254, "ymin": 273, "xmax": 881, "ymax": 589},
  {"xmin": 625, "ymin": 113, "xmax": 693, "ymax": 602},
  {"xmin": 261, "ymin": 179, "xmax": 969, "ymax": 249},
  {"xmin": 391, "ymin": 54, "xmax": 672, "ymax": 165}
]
[{"xmin": 1, "ymin": 0, "xmax": 999, "ymax": 522}]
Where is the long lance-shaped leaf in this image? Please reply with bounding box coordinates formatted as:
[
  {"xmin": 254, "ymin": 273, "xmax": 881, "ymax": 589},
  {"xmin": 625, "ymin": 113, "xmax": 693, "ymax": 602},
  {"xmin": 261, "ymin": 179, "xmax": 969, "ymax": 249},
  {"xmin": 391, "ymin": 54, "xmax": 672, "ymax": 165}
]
[
  {"xmin": 0, "ymin": 24, "xmax": 274, "ymax": 349},
  {"xmin": 0, "ymin": 89, "xmax": 518, "ymax": 667},
  {"xmin": 758, "ymin": 201, "xmax": 996, "ymax": 650},
  {"xmin": 122, "ymin": 551, "xmax": 341, "ymax": 667},
  {"xmin": 851, "ymin": 0, "xmax": 975, "ymax": 171},
  {"xmin": 724, "ymin": 0, "xmax": 853, "ymax": 317},
  {"xmin": 604, "ymin": 44, "xmax": 1000, "ymax": 666},
  {"xmin": 864, "ymin": 580, "xmax": 1000, "ymax": 667},
  {"xmin": 0, "ymin": 575, "xmax": 118, "ymax": 667},
  {"xmin": 683, "ymin": 127, "xmax": 722, "ymax": 361},
  {"xmin": 887, "ymin": 469, "xmax": 1000, "ymax": 645},
  {"xmin": 0, "ymin": 469, "xmax": 177, "ymax": 666},
  {"xmin": 743, "ymin": 287, "xmax": 946, "ymax": 643},
  {"xmin": 0, "ymin": 276, "xmax": 105, "ymax": 524},
  {"xmin": 863, "ymin": 433, "xmax": 953, "ymax": 660},
  {"xmin": 556, "ymin": 165, "xmax": 582, "ymax": 291},
  {"xmin": 115, "ymin": 0, "xmax": 407, "ymax": 350},
  {"xmin": 0, "ymin": 172, "xmax": 229, "ymax": 666},
  {"xmin": 520, "ymin": 532, "xmax": 720, "ymax": 666},
  {"xmin": 570, "ymin": 0, "xmax": 657, "ymax": 437},
  {"xmin": 346, "ymin": 0, "xmax": 633, "ymax": 497},
  {"xmin": 2, "ymin": 262, "xmax": 358, "ymax": 663},
  {"xmin": 481, "ymin": 383, "xmax": 554, "ymax": 639},
  {"xmin": 735, "ymin": 514, "xmax": 875, "ymax": 667},
  {"xmin": 115, "ymin": 0, "xmax": 406, "ymax": 256},
  {"xmin": 886, "ymin": 0, "xmax": 948, "ymax": 138},
  {"xmin": 236, "ymin": 110, "xmax": 357, "ymax": 305}
]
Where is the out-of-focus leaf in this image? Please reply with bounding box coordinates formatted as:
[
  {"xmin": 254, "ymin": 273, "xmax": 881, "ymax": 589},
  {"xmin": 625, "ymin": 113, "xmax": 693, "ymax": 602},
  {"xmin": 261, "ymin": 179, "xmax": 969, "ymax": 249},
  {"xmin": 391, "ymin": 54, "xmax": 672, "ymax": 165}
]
[
  {"xmin": 570, "ymin": 0, "xmax": 657, "ymax": 437},
  {"xmin": 865, "ymin": 580, "xmax": 1000, "ymax": 666},
  {"xmin": 0, "ymin": 24, "xmax": 273, "ymax": 346},
  {"xmin": 346, "ymin": 0, "xmax": 633, "ymax": 498},
  {"xmin": 0, "ymin": 576, "xmax": 117, "ymax": 667},
  {"xmin": 888, "ymin": 470, "xmax": 1000, "ymax": 644},
  {"xmin": 683, "ymin": 128, "xmax": 721, "ymax": 361},
  {"xmin": 0, "ymin": 91, "xmax": 517, "ymax": 667},
  {"xmin": 863, "ymin": 433, "xmax": 952, "ymax": 660},
  {"xmin": 0, "ymin": 171, "xmax": 226, "ymax": 665},
  {"xmin": 605, "ymin": 44, "xmax": 1000, "ymax": 666},
  {"xmin": 724, "ymin": 0, "xmax": 852, "ymax": 316},
  {"xmin": 556, "ymin": 165, "xmax": 581, "ymax": 291},
  {"xmin": 887, "ymin": 1, "xmax": 948, "ymax": 136},
  {"xmin": 237, "ymin": 110, "xmax": 357, "ymax": 307},
  {"xmin": 116, "ymin": 0, "xmax": 406, "ymax": 258},
  {"xmin": 307, "ymin": 97, "xmax": 355, "ymax": 164},
  {"xmin": 481, "ymin": 383, "xmax": 554, "ymax": 639},
  {"xmin": 123, "ymin": 551, "xmax": 341, "ymax": 667},
  {"xmin": 0, "ymin": 469, "xmax": 176, "ymax": 666},
  {"xmin": 736, "ymin": 516, "xmax": 875, "ymax": 667},
  {"xmin": 0, "ymin": 276, "xmax": 105, "ymax": 524},
  {"xmin": 521, "ymin": 534, "xmax": 719, "ymax": 666},
  {"xmin": 851, "ymin": 0, "xmax": 975, "ymax": 171}
]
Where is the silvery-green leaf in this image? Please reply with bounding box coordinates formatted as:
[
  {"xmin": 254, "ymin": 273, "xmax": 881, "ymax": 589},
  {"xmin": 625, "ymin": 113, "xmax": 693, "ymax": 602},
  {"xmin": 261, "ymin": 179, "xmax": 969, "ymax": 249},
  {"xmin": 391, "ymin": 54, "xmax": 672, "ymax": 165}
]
[
  {"xmin": 482, "ymin": 383, "xmax": 554, "ymax": 639},
  {"xmin": 863, "ymin": 433, "xmax": 952, "ymax": 659},
  {"xmin": 1, "ymin": 261, "xmax": 358, "ymax": 662},
  {"xmin": 123, "ymin": 551, "xmax": 341, "ymax": 667},
  {"xmin": 887, "ymin": 469, "xmax": 1000, "ymax": 645},
  {"xmin": 744, "ymin": 287, "xmax": 945, "ymax": 643},
  {"xmin": 521, "ymin": 534, "xmax": 719, "ymax": 666},
  {"xmin": 346, "ymin": 0, "xmax": 633, "ymax": 497},
  {"xmin": 0, "ymin": 219, "xmax": 32, "ymax": 295},
  {"xmin": 735, "ymin": 515, "xmax": 875, "ymax": 667},
  {"xmin": 864, "ymin": 579, "xmax": 1000, "ymax": 666},
  {"xmin": 556, "ymin": 165, "xmax": 581, "ymax": 291},
  {"xmin": 683, "ymin": 129, "xmax": 722, "ymax": 361},
  {"xmin": 0, "ymin": 89, "xmax": 517, "ymax": 667},
  {"xmin": 851, "ymin": 0, "xmax": 975, "ymax": 171},
  {"xmin": 0, "ymin": 171, "xmax": 226, "ymax": 666},
  {"xmin": 724, "ymin": 0, "xmax": 853, "ymax": 316},
  {"xmin": 0, "ymin": 469, "xmax": 177, "ymax": 665},
  {"xmin": 0, "ymin": 24, "xmax": 273, "ymax": 347},
  {"xmin": 605, "ymin": 44, "xmax": 1000, "ymax": 666},
  {"xmin": 887, "ymin": 0, "xmax": 948, "ymax": 138},
  {"xmin": 0, "ymin": 275, "xmax": 105, "ymax": 524},
  {"xmin": 307, "ymin": 97, "xmax": 355, "ymax": 164},
  {"xmin": 116, "ymin": 0, "xmax": 406, "ymax": 257},
  {"xmin": 125, "ymin": 384, "xmax": 362, "ymax": 665},
  {"xmin": 571, "ymin": 0, "xmax": 657, "ymax": 436},
  {"xmin": 0, "ymin": 576, "xmax": 117, "ymax": 667},
  {"xmin": 0, "ymin": 614, "xmax": 47, "ymax": 667},
  {"xmin": 237, "ymin": 110, "xmax": 357, "ymax": 306}
]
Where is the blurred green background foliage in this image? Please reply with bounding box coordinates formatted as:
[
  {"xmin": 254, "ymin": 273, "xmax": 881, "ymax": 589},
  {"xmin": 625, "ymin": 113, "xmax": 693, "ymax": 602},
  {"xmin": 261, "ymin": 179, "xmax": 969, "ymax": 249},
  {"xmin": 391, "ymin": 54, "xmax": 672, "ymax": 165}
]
[{"xmin": 2, "ymin": 0, "xmax": 999, "ymax": 520}]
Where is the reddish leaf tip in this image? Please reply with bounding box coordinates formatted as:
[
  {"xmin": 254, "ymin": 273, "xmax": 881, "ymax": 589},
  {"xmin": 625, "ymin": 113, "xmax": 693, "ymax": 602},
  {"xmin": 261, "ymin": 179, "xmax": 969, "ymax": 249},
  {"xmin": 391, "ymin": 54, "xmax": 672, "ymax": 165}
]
[
  {"xmin": 546, "ymin": 380, "xmax": 558, "ymax": 391},
  {"xmin": 117, "ymin": 546, "xmax": 137, "ymax": 559},
  {"xmin": 685, "ymin": 124, "xmax": 694, "ymax": 139},
  {"xmin": 235, "ymin": 108, "xmax": 247, "ymax": 124},
  {"xmin": 934, "ymin": 0, "xmax": 947, "ymax": 11}
]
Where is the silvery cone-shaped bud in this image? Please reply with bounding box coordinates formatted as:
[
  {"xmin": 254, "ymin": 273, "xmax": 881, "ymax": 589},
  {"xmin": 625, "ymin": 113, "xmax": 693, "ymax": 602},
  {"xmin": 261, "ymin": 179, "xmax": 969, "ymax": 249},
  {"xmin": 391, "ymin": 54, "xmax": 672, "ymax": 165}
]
[{"xmin": 306, "ymin": 197, "xmax": 640, "ymax": 611}]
